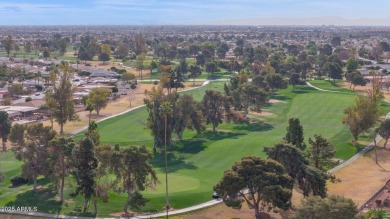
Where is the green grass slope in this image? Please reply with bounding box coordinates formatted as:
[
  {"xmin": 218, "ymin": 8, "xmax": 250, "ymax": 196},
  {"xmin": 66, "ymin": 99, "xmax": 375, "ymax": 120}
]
[{"xmin": 1, "ymin": 81, "xmax": 389, "ymax": 216}]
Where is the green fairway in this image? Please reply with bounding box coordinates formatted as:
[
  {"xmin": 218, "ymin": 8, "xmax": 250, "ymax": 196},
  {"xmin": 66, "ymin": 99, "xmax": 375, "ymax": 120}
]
[
  {"xmin": 309, "ymin": 80, "xmax": 355, "ymax": 94},
  {"xmin": 1, "ymin": 81, "xmax": 389, "ymax": 216}
]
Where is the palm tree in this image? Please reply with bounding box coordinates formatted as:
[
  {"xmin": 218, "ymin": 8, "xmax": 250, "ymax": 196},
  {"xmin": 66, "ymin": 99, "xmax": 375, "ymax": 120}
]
[
  {"xmin": 36, "ymin": 72, "xmax": 41, "ymax": 85},
  {"xmin": 86, "ymin": 104, "xmax": 94, "ymax": 124}
]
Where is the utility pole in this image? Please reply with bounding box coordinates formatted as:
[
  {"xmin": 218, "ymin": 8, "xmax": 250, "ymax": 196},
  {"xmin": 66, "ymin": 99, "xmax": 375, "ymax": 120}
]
[
  {"xmin": 160, "ymin": 101, "xmax": 172, "ymax": 219},
  {"xmin": 165, "ymin": 112, "xmax": 169, "ymax": 218}
]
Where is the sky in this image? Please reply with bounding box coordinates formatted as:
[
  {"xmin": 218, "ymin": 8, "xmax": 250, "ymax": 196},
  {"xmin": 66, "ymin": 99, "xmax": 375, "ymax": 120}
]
[{"xmin": 0, "ymin": 0, "xmax": 389, "ymax": 25}]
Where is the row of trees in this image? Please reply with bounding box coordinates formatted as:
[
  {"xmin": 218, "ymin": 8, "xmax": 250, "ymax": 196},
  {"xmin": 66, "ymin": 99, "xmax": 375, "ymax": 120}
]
[
  {"xmin": 7, "ymin": 121, "xmax": 157, "ymax": 215},
  {"xmin": 144, "ymin": 70, "xmax": 290, "ymax": 151},
  {"xmin": 144, "ymin": 87, "xmax": 205, "ymax": 150},
  {"xmin": 214, "ymin": 118, "xmax": 339, "ymax": 218},
  {"xmin": 1, "ymin": 34, "xmax": 69, "ymax": 59}
]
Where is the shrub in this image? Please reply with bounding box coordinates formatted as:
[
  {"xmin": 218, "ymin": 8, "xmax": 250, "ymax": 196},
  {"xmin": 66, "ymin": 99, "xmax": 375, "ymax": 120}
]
[
  {"xmin": 0, "ymin": 81, "xmax": 7, "ymax": 88},
  {"xmin": 107, "ymin": 82, "xmax": 116, "ymax": 86},
  {"xmin": 78, "ymin": 71, "xmax": 91, "ymax": 77},
  {"xmin": 365, "ymin": 209, "xmax": 385, "ymax": 219},
  {"xmin": 153, "ymin": 80, "xmax": 159, "ymax": 85},
  {"xmin": 35, "ymin": 85, "xmax": 43, "ymax": 91},
  {"xmin": 383, "ymin": 199, "xmax": 390, "ymax": 207},
  {"xmin": 130, "ymin": 83, "xmax": 137, "ymax": 89},
  {"xmin": 25, "ymin": 97, "xmax": 32, "ymax": 102},
  {"xmin": 116, "ymin": 69, "xmax": 127, "ymax": 74},
  {"xmin": 292, "ymin": 195, "xmax": 358, "ymax": 219},
  {"xmin": 1, "ymin": 99, "xmax": 11, "ymax": 106},
  {"xmin": 10, "ymin": 176, "xmax": 29, "ymax": 187}
]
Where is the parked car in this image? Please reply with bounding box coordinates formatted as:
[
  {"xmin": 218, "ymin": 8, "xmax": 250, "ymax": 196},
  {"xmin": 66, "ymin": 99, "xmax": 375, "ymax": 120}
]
[{"xmin": 212, "ymin": 192, "xmax": 219, "ymax": 199}]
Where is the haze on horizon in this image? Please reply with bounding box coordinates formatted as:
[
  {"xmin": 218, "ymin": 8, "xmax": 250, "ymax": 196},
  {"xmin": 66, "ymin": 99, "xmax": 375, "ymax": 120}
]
[{"xmin": 0, "ymin": 0, "xmax": 389, "ymax": 26}]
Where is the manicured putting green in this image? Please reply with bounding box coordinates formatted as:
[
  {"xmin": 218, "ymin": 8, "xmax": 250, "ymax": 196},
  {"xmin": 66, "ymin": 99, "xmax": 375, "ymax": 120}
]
[{"xmin": 144, "ymin": 174, "xmax": 200, "ymax": 195}]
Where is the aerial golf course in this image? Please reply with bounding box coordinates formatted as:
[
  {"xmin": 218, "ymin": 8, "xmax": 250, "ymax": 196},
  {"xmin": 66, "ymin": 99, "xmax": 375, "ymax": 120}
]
[{"xmin": 1, "ymin": 80, "xmax": 390, "ymax": 217}]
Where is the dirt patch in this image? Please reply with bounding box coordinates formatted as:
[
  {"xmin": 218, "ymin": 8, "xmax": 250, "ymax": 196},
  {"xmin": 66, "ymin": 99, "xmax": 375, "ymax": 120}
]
[
  {"xmin": 184, "ymin": 81, "xmax": 205, "ymax": 87},
  {"xmin": 365, "ymin": 182, "xmax": 390, "ymax": 210},
  {"xmin": 338, "ymin": 81, "xmax": 390, "ymax": 103},
  {"xmin": 172, "ymin": 203, "xmax": 286, "ymax": 219},
  {"xmin": 64, "ymin": 199, "xmax": 75, "ymax": 205},
  {"xmin": 249, "ymin": 111, "xmax": 274, "ymax": 117},
  {"xmin": 327, "ymin": 146, "xmax": 390, "ymax": 208},
  {"xmin": 110, "ymin": 212, "xmax": 135, "ymax": 217},
  {"xmin": 269, "ymin": 99, "xmax": 284, "ymax": 104},
  {"xmin": 206, "ymin": 128, "xmax": 232, "ymax": 133}
]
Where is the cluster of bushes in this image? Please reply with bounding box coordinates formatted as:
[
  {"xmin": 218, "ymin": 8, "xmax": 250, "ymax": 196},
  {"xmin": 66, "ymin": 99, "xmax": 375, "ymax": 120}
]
[
  {"xmin": 10, "ymin": 176, "xmax": 29, "ymax": 187},
  {"xmin": 35, "ymin": 85, "xmax": 43, "ymax": 91},
  {"xmin": 78, "ymin": 71, "xmax": 91, "ymax": 77},
  {"xmin": 375, "ymin": 198, "xmax": 390, "ymax": 207},
  {"xmin": 110, "ymin": 67, "xmax": 127, "ymax": 74},
  {"xmin": 384, "ymin": 199, "xmax": 390, "ymax": 207},
  {"xmin": 130, "ymin": 82, "xmax": 137, "ymax": 89}
]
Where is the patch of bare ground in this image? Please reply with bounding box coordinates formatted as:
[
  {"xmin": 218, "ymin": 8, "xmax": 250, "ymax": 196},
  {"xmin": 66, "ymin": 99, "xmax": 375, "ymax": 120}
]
[
  {"xmin": 327, "ymin": 145, "xmax": 390, "ymax": 208},
  {"xmin": 172, "ymin": 203, "xmax": 285, "ymax": 219},
  {"xmin": 110, "ymin": 212, "xmax": 136, "ymax": 217},
  {"xmin": 249, "ymin": 111, "xmax": 274, "ymax": 117},
  {"xmin": 338, "ymin": 81, "xmax": 390, "ymax": 102},
  {"xmin": 64, "ymin": 199, "xmax": 75, "ymax": 205},
  {"xmin": 268, "ymin": 99, "xmax": 285, "ymax": 104},
  {"xmin": 206, "ymin": 128, "xmax": 232, "ymax": 133},
  {"xmin": 184, "ymin": 81, "xmax": 204, "ymax": 87}
]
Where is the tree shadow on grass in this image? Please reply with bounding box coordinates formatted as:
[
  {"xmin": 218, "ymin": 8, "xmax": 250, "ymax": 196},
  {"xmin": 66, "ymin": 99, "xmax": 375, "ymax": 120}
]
[
  {"xmin": 150, "ymin": 152, "xmax": 198, "ymax": 173},
  {"xmin": 233, "ymin": 120, "xmax": 274, "ymax": 132},
  {"xmin": 178, "ymin": 139, "xmax": 208, "ymax": 154},
  {"xmin": 330, "ymin": 81, "xmax": 341, "ymax": 87},
  {"xmin": 193, "ymin": 130, "xmax": 245, "ymax": 141},
  {"xmin": 207, "ymin": 75, "xmax": 222, "ymax": 80},
  {"xmin": 270, "ymin": 94, "xmax": 290, "ymax": 101},
  {"xmin": 5, "ymin": 187, "xmax": 62, "ymax": 214},
  {"xmin": 67, "ymin": 207, "xmax": 96, "ymax": 217},
  {"xmin": 292, "ymin": 86, "xmax": 312, "ymax": 94},
  {"xmin": 9, "ymin": 177, "xmax": 51, "ymax": 189}
]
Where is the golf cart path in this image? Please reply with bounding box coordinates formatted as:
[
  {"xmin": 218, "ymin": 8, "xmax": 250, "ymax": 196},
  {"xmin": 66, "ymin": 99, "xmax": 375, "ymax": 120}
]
[
  {"xmin": 1, "ymin": 80, "xmax": 379, "ymax": 219},
  {"xmin": 306, "ymin": 81, "xmax": 354, "ymax": 95},
  {"xmin": 1, "ymin": 199, "xmax": 223, "ymax": 219}
]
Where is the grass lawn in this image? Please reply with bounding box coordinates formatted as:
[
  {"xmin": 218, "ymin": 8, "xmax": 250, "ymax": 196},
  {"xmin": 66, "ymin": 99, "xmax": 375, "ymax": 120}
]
[
  {"xmin": 1, "ymin": 81, "xmax": 388, "ymax": 217},
  {"xmin": 309, "ymin": 80, "xmax": 355, "ymax": 94}
]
